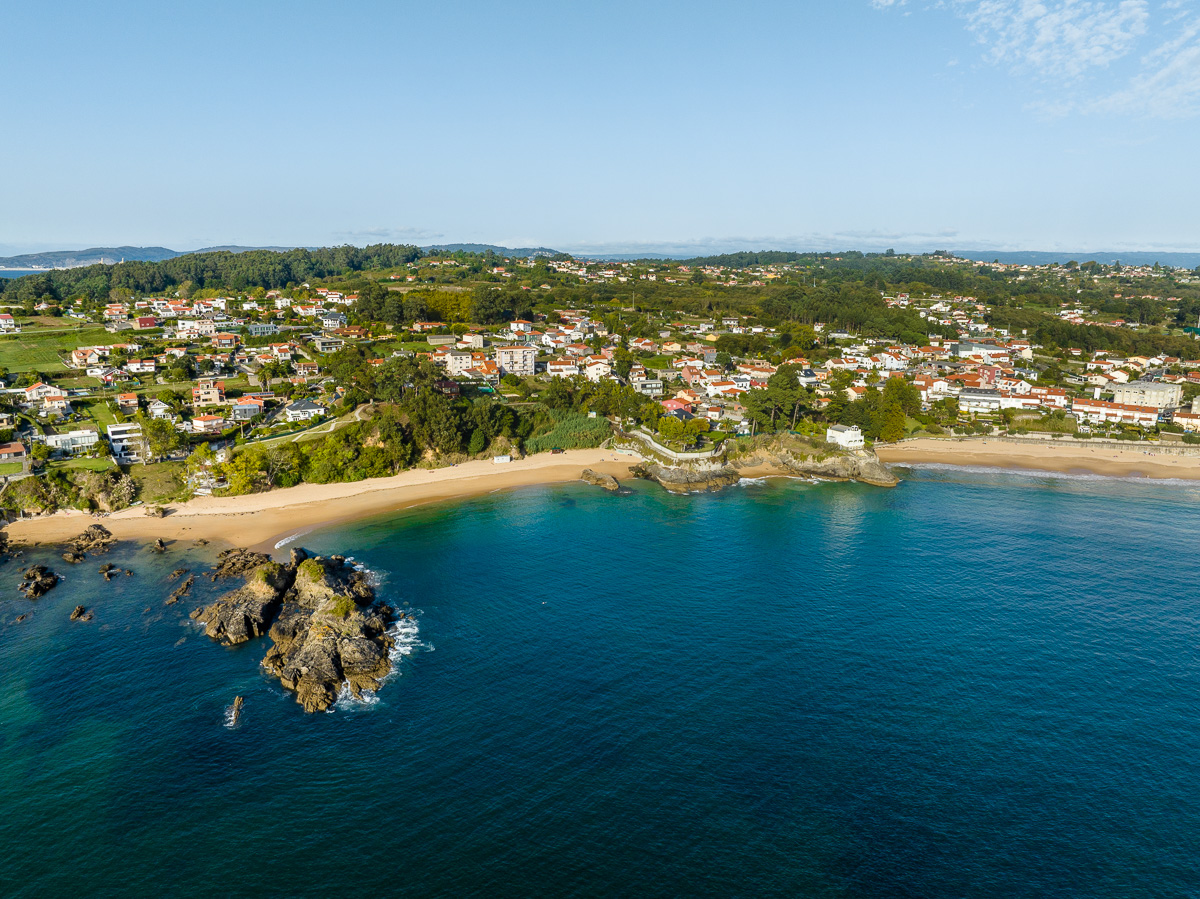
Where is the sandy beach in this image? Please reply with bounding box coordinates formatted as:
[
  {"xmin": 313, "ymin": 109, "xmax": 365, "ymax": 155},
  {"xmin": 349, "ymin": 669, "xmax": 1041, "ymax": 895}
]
[
  {"xmin": 877, "ymin": 438, "xmax": 1200, "ymax": 480},
  {"xmin": 2, "ymin": 449, "xmax": 642, "ymax": 552}
]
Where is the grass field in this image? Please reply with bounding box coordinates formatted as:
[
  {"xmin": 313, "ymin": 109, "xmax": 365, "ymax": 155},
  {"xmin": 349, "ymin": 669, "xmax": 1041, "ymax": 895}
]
[
  {"xmin": 78, "ymin": 400, "xmax": 118, "ymax": 428},
  {"xmin": 129, "ymin": 461, "xmax": 187, "ymax": 504},
  {"xmin": 0, "ymin": 461, "xmax": 24, "ymax": 476},
  {"xmin": 48, "ymin": 457, "xmax": 115, "ymax": 472},
  {"xmin": 0, "ymin": 325, "xmax": 109, "ymax": 372}
]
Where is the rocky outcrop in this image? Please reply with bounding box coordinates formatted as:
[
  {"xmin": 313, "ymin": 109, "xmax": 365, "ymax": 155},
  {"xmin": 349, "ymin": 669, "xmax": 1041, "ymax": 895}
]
[
  {"xmin": 193, "ymin": 548, "xmax": 396, "ymax": 713},
  {"xmin": 633, "ymin": 461, "xmax": 742, "ymax": 493},
  {"xmin": 211, "ymin": 548, "xmax": 272, "ymax": 580},
  {"xmin": 191, "ymin": 562, "xmax": 290, "ymax": 645},
  {"xmin": 19, "ymin": 565, "xmax": 59, "ymax": 599},
  {"xmin": 629, "ymin": 438, "xmax": 898, "ymax": 493},
  {"xmin": 70, "ymin": 605, "xmax": 93, "ymax": 621},
  {"xmin": 69, "ymin": 524, "xmax": 117, "ymax": 557},
  {"xmin": 580, "ymin": 469, "xmax": 621, "ymax": 492},
  {"xmin": 732, "ymin": 444, "xmax": 898, "ymax": 487}
]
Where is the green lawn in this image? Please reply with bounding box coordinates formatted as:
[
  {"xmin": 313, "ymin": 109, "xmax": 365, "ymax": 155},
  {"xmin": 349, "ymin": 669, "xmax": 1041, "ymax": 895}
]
[
  {"xmin": 0, "ymin": 325, "xmax": 109, "ymax": 372},
  {"xmin": 48, "ymin": 457, "xmax": 115, "ymax": 472},
  {"xmin": 79, "ymin": 400, "xmax": 118, "ymax": 428},
  {"xmin": 0, "ymin": 461, "xmax": 24, "ymax": 476}
]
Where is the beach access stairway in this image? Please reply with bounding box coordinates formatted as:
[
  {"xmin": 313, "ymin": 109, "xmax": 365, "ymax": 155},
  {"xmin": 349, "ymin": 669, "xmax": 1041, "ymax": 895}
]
[{"xmin": 614, "ymin": 429, "xmax": 725, "ymax": 464}]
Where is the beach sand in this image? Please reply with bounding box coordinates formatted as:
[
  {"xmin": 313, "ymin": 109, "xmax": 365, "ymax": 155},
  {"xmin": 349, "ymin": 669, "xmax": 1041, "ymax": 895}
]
[
  {"xmin": 877, "ymin": 438, "xmax": 1200, "ymax": 480},
  {"xmin": 3, "ymin": 449, "xmax": 641, "ymax": 552}
]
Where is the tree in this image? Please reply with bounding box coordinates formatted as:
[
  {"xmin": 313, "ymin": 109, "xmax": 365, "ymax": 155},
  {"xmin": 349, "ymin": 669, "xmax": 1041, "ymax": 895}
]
[
  {"xmin": 136, "ymin": 414, "xmax": 184, "ymax": 462},
  {"xmin": 612, "ymin": 347, "xmax": 634, "ymax": 380}
]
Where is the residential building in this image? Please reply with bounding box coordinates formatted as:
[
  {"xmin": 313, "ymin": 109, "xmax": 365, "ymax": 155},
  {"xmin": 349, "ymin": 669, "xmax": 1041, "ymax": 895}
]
[
  {"xmin": 496, "ymin": 345, "xmax": 537, "ymax": 377},
  {"xmin": 107, "ymin": 423, "xmax": 144, "ymax": 463},
  {"xmin": 284, "ymin": 399, "xmax": 326, "ymax": 422},
  {"xmin": 826, "ymin": 424, "xmax": 865, "ymax": 449},
  {"xmin": 229, "ymin": 398, "xmax": 265, "ymax": 421},
  {"xmin": 192, "ymin": 378, "xmax": 226, "ymax": 408},
  {"xmin": 1113, "ymin": 381, "xmax": 1182, "ymax": 410},
  {"xmin": 45, "ymin": 428, "xmax": 100, "ymax": 456},
  {"xmin": 0, "ymin": 441, "xmax": 26, "ymax": 461},
  {"xmin": 192, "ymin": 414, "xmax": 226, "ymax": 434}
]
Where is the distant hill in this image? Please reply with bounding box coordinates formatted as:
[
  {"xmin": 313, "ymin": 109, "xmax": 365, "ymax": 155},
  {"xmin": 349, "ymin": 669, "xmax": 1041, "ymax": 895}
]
[
  {"xmin": 191, "ymin": 245, "xmax": 314, "ymax": 254},
  {"xmin": 0, "ymin": 246, "xmax": 180, "ymax": 269},
  {"xmin": 0, "ymin": 244, "xmax": 323, "ymax": 271},
  {"xmin": 422, "ymin": 243, "xmax": 563, "ymax": 257},
  {"xmin": 955, "ymin": 250, "xmax": 1200, "ymax": 269}
]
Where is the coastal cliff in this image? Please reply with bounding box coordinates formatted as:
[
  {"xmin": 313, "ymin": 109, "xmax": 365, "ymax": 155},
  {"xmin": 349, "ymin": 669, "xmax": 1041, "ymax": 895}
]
[
  {"xmin": 732, "ymin": 438, "xmax": 898, "ymax": 487},
  {"xmin": 192, "ymin": 549, "xmax": 396, "ymax": 713}
]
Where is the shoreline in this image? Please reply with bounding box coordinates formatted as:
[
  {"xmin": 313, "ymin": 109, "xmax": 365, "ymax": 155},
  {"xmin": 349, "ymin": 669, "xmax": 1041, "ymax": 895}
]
[
  {"xmin": 2, "ymin": 449, "xmax": 642, "ymax": 553},
  {"xmin": 876, "ymin": 437, "xmax": 1200, "ymax": 481}
]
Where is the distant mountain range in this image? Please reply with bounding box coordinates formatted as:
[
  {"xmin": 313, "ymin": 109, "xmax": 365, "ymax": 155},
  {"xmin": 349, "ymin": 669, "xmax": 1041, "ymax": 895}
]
[
  {"xmin": 5, "ymin": 243, "xmax": 1199, "ymax": 272},
  {"xmin": 421, "ymin": 243, "xmax": 562, "ymax": 257},
  {"xmin": 0, "ymin": 245, "xmax": 313, "ymax": 270},
  {"xmin": 953, "ymin": 250, "xmax": 1200, "ymax": 268}
]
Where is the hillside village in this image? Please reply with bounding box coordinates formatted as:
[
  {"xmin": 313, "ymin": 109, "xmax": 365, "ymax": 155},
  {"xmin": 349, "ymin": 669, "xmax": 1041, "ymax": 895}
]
[{"xmin": 2, "ymin": 247, "xmax": 1200, "ymax": 507}]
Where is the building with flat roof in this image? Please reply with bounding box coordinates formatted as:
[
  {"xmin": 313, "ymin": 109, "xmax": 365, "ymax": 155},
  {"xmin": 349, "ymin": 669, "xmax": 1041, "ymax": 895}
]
[{"xmin": 1113, "ymin": 381, "xmax": 1182, "ymax": 410}]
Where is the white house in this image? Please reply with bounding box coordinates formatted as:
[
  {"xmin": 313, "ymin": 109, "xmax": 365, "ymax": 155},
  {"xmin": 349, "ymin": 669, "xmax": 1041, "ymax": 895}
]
[
  {"xmin": 826, "ymin": 424, "xmax": 865, "ymax": 449},
  {"xmin": 284, "ymin": 399, "xmax": 326, "ymax": 422},
  {"xmin": 107, "ymin": 422, "xmax": 145, "ymax": 463}
]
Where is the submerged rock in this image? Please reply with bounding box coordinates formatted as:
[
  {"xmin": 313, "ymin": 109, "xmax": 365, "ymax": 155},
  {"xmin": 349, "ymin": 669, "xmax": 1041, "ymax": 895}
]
[
  {"xmin": 62, "ymin": 550, "xmax": 85, "ymax": 564},
  {"xmin": 169, "ymin": 568, "xmax": 188, "ymax": 580},
  {"xmin": 165, "ymin": 574, "xmax": 195, "ymax": 605},
  {"xmin": 580, "ymin": 469, "xmax": 621, "ymax": 492}
]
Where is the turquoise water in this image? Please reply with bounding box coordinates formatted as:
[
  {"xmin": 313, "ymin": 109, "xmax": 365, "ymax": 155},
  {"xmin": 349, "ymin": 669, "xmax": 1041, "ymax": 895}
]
[{"xmin": 3, "ymin": 469, "xmax": 1200, "ymax": 897}]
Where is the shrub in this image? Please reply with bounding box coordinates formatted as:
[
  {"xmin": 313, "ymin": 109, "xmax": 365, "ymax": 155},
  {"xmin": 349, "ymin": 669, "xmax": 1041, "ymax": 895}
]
[
  {"xmin": 525, "ymin": 412, "xmax": 611, "ymax": 454},
  {"xmin": 297, "ymin": 559, "xmax": 326, "ymax": 583},
  {"xmin": 326, "ymin": 595, "xmax": 357, "ymax": 619}
]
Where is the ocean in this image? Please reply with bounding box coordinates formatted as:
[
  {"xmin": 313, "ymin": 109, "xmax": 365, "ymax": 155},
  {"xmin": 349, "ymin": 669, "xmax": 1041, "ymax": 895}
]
[
  {"xmin": 0, "ymin": 270, "xmax": 46, "ymax": 279},
  {"xmin": 3, "ymin": 468, "xmax": 1200, "ymax": 897}
]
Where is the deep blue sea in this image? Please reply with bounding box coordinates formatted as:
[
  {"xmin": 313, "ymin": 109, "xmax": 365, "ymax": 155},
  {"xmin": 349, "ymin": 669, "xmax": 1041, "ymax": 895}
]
[
  {"xmin": 4, "ymin": 467, "xmax": 1200, "ymax": 897},
  {"xmin": 0, "ymin": 270, "xmax": 45, "ymax": 279}
]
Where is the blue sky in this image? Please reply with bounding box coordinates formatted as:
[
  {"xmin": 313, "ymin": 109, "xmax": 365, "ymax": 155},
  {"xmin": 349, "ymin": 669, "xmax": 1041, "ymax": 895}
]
[{"xmin": 3, "ymin": 0, "xmax": 1199, "ymax": 255}]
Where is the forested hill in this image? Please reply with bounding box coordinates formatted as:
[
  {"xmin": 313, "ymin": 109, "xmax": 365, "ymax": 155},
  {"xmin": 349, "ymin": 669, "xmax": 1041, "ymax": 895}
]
[{"xmin": 0, "ymin": 244, "xmax": 422, "ymax": 300}]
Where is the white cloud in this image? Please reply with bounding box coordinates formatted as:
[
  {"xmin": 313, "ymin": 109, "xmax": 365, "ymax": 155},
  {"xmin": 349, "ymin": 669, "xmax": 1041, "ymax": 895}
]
[
  {"xmin": 1093, "ymin": 14, "xmax": 1200, "ymax": 113},
  {"xmin": 871, "ymin": 0, "xmax": 1200, "ymax": 116},
  {"xmin": 958, "ymin": 0, "xmax": 1150, "ymax": 78}
]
